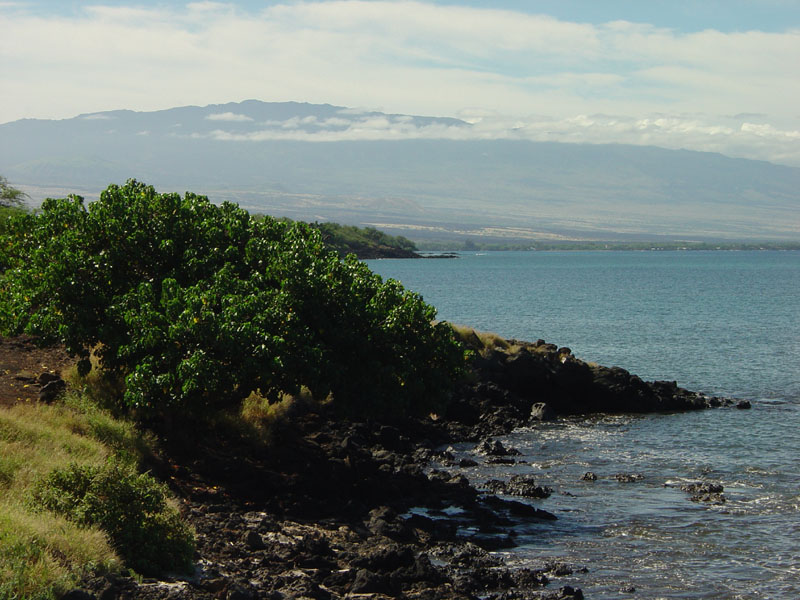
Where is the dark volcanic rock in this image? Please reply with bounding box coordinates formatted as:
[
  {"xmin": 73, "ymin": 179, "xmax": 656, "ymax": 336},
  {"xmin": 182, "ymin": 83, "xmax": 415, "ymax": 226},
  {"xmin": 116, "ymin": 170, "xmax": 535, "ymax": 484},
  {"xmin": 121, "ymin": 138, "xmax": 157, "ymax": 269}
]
[
  {"xmin": 241, "ymin": 529, "xmax": 265, "ymax": 550},
  {"xmin": 60, "ymin": 591, "xmax": 95, "ymax": 600},
  {"xmin": 475, "ymin": 438, "xmax": 521, "ymax": 457},
  {"xmin": 681, "ymin": 481, "xmax": 726, "ymax": 504},
  {"xmin": 506, "ymin": 475, "xmax": 552, "ymax": 498},
  {"xmin": 550, "ymin": 586, "xmax": 585, "ymax": 599},
  {"xmin": 61, "ymin": 329, "xmax": 743, "ymax": 600},
  {"xmin": 615, "ymin": 473, "xmax": 645, "ymax": 483},
  {"xmin": 530, "ymin": 402, "xmax": 557, "ymax": 421},
  {"xmin": 481, "ymin": 475, "xmax": 552, "ymax": 499},
  {"xmin": 481, "ymin": 495, "xmax": 558, "ymax": 521},
  {"xmin": 38, "ymin": 377, "xmax": 66, "ymax": 403}
]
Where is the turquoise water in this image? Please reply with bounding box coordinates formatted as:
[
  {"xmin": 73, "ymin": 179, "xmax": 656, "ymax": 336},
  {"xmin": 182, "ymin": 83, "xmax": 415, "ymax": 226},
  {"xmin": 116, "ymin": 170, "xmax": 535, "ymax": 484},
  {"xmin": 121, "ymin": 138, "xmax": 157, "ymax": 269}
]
[
  {"xmin": 369, "ymin": 251, "xmax": 800, "ymax": 401},
  {"xmin": 369, "ymin": 251, "xmax": 800, "ymax": 598}
]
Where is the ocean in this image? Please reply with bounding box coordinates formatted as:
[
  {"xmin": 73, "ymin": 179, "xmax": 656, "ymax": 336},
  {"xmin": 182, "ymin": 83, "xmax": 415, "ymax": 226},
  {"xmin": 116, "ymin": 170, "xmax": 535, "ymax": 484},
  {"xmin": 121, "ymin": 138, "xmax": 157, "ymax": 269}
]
[{"xmin": 368, "ymin": 251, "xmax": 800, "ymax": 599}]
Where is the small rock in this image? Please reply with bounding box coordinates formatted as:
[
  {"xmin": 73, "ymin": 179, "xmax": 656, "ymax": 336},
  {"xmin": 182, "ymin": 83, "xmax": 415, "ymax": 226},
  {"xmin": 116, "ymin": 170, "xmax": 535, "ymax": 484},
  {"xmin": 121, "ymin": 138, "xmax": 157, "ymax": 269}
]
[
  {"xmin": 459, "ymin": 458, "xmax": 479, "ymax": 468},
  {"xmin": 530, "ymin": 402, "xmax": 557, "ymax": 422},
  {"xmin": 350, "ymin": 569, "xmax": 390, "ymax": 594},
  {"xmin": 427, "ymin": 469, "xmax": 451, "ymax": 483},
  {"xmin": 475, "ymin": 438, "xmax": 521, "ymax": 457},
  {"xmin": 681, "ymin": 482, "xmax": 724, "ymax": 494},
  {"xmin": 481, "ymin": 479, "xmax": 507, "ymax": 494},
  {"xmin": 681, "ymin": 481, "xmax": 726, "ymax": 503},
  {"xmin": 736, "ymin": 399, "xmax": 752, "ymax": 409},
  {"xmin": 226, "ymin": 580, "xmax": 257, "ymax": 600},
  {"xmin": 581, "ymin": 472, "xmax": 597, "ymax": 481},
  {"xmin": 201, "ymin": 578, "xmax": 227, "ymax": 593},
  {"xmin": 39, "ymin": 379, "xmax": 66, "ymax": 403},
  {"xmin": 60, "ymin": 591, "xmax": 95, "ymax": 600},
  {"xmin": 554, "ymin": 586, "xmax": 584, "ymax": 599},
  {"xmin": 615, "ymin": 473, "xmax": 644, "ymax": 483},
  {"xmin": 545, "ymin": 561, "xmax": 573, "ymax": 576},
  {"xmin": 13, "ymin": 370, "xmax": 37, "ymax": 382},
  {"xmin": 38, "ymin": 372, "xmax": 62, "ymax": 385},
  {"xmin": 241, "ymin": 529, "xmax": 265, "ymax": 550},
  {"xmin": 487, "ymin": 456, "xmax": 517, "ymax": 465},
  {"xmin": 504, "ymin": 475, "xmax": 552, "ymax": 498}
]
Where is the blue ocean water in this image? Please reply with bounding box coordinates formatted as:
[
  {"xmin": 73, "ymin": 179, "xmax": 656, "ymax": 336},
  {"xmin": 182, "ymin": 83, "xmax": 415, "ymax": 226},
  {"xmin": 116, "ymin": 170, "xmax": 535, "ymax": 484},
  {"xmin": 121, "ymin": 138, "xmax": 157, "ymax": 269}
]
[{"xmin": 368, "ymin": 251, "xmax": 800, "ymax": 598}]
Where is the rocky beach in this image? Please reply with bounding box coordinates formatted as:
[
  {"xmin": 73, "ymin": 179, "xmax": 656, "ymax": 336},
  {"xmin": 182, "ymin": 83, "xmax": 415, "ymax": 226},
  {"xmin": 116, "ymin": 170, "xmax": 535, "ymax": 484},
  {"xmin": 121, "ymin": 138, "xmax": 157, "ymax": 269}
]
[{"xmin": 56, "ymin": 333, "xmax": 745, "ymax": 600}]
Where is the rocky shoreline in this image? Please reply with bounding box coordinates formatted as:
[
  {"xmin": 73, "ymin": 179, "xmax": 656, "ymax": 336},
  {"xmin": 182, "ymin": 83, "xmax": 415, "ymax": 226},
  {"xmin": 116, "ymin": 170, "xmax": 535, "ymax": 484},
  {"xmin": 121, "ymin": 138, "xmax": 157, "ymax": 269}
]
[{"xmin": 66, "ymin": 337, "xmax": 747, "ymax": 600}]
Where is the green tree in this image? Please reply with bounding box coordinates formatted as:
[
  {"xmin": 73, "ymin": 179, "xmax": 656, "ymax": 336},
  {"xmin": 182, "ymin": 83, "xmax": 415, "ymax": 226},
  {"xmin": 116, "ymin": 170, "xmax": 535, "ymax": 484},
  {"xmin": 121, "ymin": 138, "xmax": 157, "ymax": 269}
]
[
  {"xmin": 0, "ymin": 180, "xmax": 465, "ymax": 418},
  {"xmin": 0, "ymin": 176, "xmax": 28, "ymax": 208}
]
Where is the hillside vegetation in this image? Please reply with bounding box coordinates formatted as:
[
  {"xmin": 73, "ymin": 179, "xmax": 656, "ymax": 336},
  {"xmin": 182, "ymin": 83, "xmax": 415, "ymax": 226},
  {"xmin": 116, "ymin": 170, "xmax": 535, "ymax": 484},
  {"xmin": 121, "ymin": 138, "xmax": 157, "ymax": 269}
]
[
  {"xmin": 0, "ymin": 180, "xmax": 465, "ymax": 418},
  {"xmin": 0, "ymin": 179, "xmax": 469, "ymax": 597},
  {"xmin": 0, "ymin": 391, "xmax": 193, "ymax": 599},
  {"xmin": 311, "ymin": 221, "xmax": 418, "ymax": 258}
]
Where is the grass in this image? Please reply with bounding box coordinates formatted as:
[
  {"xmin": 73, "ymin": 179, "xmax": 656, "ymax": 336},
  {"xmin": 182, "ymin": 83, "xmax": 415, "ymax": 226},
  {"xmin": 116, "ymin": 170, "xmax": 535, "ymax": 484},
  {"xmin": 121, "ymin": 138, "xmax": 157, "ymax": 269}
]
[
  {"xmin": 0, "ymin": 508, "xmax": 113, "ymax": 600},
  {"xmin": 210, "ymin": 387, "xmax": 318, "ymax": 446},
  {"xmin": 63, "ymin": 350, "xmax": 126, "ymax": 412},
  {"xmin": 449, "ymin": 323, "xmax": 525, "ymax": 357},
  {"xmin": 0, "ymin": 402, "xmax": 123, "ymax": 598},
  {"xmin": 0, "ymin": 392, "xmax": 166, "ymax": 598}
]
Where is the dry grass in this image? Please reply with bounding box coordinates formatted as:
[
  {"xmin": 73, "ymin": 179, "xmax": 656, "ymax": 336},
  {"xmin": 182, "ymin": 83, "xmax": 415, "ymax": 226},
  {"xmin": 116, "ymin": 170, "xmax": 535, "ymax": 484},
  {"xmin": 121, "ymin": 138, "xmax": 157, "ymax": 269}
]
[
  {"xmin": 63, "ymin": 351, "xmax": 126, "ymax": 413},
  {"xmin": 206, "ymin": 387, "xmax": 318, "ymax": 447},
  {"xmin": 0, "ymin": 402, "xmax": 123, "ymax": 598},
  {"xmin": 449, "ymin": 323, "xmax": 525, "ymax": 357},
  {"xmin": 241, "ymin": 388, "xmax": 316, "ymax": 439},
  {"xmin": 0, "ymin": 506, "xmax": 116, "ymax": 600},
  {"xmin": 0, "ymin": 394, "xmax": 160, "ymax": 599}
]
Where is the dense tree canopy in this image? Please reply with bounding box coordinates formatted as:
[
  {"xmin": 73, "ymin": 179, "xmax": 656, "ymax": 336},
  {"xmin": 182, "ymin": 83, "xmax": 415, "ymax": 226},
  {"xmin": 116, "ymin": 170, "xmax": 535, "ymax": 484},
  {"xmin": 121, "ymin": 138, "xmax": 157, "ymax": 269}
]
[{"xmin": 0, "ymin": 180, "xmax": 465, "ymax": 417}]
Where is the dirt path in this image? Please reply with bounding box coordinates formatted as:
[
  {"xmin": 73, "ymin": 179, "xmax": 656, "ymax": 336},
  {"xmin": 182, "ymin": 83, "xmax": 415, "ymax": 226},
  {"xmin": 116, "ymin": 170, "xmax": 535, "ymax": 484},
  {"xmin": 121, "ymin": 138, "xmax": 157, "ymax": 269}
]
[{"xmin": 0, "ymin": 335, "xmax": 75, "ymax": 407}]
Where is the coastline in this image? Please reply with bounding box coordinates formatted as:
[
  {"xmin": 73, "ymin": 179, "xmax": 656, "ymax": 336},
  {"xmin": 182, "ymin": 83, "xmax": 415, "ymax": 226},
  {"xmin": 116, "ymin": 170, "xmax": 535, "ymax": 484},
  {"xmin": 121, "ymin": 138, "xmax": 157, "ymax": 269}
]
[{"xmin": 64, "ymin": 330, "xmax": 746, "ymax": 600}]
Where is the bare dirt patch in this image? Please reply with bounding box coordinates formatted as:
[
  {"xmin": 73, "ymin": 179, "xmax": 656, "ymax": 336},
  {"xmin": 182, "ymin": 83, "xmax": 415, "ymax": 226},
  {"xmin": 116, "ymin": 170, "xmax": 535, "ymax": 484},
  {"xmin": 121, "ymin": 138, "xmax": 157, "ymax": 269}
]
[{"xmin": 0, "ymin": 335, "xmax": 75, "ymax": 407}]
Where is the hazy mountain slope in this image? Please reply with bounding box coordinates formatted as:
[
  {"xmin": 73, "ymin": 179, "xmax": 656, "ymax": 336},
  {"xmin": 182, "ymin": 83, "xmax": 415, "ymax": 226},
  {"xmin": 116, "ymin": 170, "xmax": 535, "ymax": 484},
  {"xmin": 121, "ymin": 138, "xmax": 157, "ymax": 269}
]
[{"xmin": 2, "ymin": 100, "xmax": 798, "ymax": 240}]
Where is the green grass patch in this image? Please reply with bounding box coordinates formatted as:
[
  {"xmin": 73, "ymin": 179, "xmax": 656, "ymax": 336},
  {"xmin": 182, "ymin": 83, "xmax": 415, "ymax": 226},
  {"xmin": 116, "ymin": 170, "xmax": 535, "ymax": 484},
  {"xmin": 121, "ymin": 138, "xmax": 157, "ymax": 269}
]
[
  {"xmin": 31, "ymin": 460, "xmax": 194, "ymax": 576},
  {"xmin": 0, "ymin": 402, "xmax": 122, "ymax": 598},
  {"xmin": 0, "ymin": 397, "xmax": 193, "ymax": 597},
  {"xmin": 0, "ymin": 507, "xmax": 115, "ymax": 600}
]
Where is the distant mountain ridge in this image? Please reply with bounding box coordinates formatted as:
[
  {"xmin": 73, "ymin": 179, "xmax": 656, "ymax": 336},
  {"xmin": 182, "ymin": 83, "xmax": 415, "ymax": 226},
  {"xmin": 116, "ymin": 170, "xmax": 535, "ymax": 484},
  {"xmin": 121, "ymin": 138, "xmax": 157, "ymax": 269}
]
[{"xmin": 1, "ymin": 100, "xmax": 798, "ymax": 242}]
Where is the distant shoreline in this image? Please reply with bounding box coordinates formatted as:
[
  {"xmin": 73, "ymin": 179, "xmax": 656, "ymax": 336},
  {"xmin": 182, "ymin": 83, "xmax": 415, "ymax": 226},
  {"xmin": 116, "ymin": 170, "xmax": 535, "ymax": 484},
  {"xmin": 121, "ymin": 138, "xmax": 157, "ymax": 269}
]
[{"xmin": 412, "ymin": 242, "xmax": 800, "ymax": 253}]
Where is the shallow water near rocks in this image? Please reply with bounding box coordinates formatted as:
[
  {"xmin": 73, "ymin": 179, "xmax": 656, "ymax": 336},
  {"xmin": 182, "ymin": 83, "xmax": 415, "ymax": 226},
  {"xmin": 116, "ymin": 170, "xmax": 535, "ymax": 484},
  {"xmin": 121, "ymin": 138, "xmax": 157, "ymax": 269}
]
[{"xmin": 369, "ymin": 251, "xmax": 800, "ymax": 598}]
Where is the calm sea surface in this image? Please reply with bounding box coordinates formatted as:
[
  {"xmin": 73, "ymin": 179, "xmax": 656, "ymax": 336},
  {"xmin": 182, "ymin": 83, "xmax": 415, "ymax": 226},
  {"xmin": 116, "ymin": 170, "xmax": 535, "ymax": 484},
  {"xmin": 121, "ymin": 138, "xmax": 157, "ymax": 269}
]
[{"xmin": 368, "ymin": 251, "xmax": 800, "ymax": 599}]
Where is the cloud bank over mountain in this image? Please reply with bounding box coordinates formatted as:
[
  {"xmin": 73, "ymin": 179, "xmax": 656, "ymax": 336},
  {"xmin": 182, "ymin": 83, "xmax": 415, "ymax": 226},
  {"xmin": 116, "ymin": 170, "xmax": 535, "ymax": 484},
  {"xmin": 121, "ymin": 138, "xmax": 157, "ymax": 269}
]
[
  {"xmin": 2, "ymin": 101, "xmax": 798, "ymax": 242},
  {"xmin": 2, "ymin": 1, "xmax": 798, "ymax": 165},
  {"xmin": 188, "ymin": 109, "xmax": 800, "ymax": 166}
]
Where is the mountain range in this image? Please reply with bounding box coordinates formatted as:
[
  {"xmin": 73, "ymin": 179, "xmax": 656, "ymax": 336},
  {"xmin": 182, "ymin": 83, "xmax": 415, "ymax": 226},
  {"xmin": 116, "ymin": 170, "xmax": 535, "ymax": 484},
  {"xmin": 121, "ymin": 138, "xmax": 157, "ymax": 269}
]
[{"xmin": 2, "ymin": 100, "xmax": 798, "ymax": 243}]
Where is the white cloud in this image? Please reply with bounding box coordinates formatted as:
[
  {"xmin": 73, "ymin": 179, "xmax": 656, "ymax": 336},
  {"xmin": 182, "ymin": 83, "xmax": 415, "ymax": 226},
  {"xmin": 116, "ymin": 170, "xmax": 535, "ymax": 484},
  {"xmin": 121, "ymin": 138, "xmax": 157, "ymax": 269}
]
[
  {"xmin": 205, "ymin": 112, "xmax": 254, "ymax": 122},
  {"xmin": 186, "ymin": 111, "xmax": 800, "ymax": 165},
  {"xmin": 1, "ymin": 1, "xmax": 799, "ymax": 164},
  {"xmin": 81, "ymin": 114, "xmax": 115, "ymax": 120},
  {"xmin": 186, "ymin": 2, "xmax": 230, "ymax": 11},
  {"xmin": 321, "ymin": 117, "xmax": 353, "ymax": 127}
]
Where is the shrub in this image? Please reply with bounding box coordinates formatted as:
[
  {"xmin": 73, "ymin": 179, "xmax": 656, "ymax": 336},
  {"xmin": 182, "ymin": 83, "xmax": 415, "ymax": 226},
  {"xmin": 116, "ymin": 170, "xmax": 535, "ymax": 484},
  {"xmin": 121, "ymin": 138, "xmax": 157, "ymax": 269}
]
[
  {"xmin": 0, "ymin": 399, "xmax": 164, "ymax": 598},
  {"xmin": 31, "ymin": 460, "xmax": 194, "ymax": 576},
  {"xmin": 0, "ymin": 180, "xmax": 466, "ymax": 418}
]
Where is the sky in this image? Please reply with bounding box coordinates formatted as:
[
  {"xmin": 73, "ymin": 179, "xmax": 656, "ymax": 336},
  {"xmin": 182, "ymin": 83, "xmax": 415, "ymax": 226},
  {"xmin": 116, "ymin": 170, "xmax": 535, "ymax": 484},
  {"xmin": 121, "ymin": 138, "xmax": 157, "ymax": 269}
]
[{"xmin": 2, "ymin": 0, "xmax": 799, "ymax": 165}]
